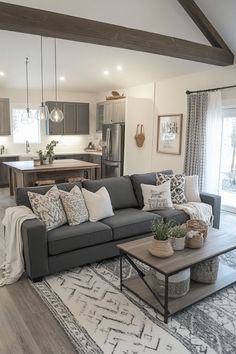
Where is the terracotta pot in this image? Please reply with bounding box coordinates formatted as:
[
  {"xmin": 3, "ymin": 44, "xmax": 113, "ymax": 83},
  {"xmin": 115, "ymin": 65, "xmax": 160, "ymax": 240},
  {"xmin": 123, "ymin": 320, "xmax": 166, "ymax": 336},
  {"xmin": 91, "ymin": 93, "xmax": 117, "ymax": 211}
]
[
  {"xmin": 148, "ymin": 238, "xmax": 174, "ymax": 258},
  {"xmin": 171, "ymin": 236, "xmax": 186, "ymax": 251}
]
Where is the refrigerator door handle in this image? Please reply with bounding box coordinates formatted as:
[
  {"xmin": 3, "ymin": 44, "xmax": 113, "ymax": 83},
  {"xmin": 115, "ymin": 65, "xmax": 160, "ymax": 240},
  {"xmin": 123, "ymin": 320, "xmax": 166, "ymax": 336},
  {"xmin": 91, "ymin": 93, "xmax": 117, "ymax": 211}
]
[
  {"xmin": 102, "ymin": 161, "xmax": 119, "ymax": 167},
  {"xmin": 106, "ymin": 127, "xmax": 111, "ymax": 158}
]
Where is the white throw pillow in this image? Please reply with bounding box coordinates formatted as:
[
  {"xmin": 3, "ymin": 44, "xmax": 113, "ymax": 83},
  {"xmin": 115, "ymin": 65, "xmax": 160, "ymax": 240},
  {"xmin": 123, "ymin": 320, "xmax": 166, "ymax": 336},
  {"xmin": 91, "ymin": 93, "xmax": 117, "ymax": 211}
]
[
  {"xmin": 82, "ymin": 187, "xmax": 114, "ymax": 222},
  {"xmin": 28, "ymin": 185, "xmax": 67, "ymax": 231},
  {"xmin": 141, "ymin": 181, "xmax": 173, "ymax": 211},
  {"xmin": 184, "ymin": 175, "xmax": 201, "ymax": 202},
  {"xmin": 59, "ymin": 185, "xmax": 89, "ymax": 226}
]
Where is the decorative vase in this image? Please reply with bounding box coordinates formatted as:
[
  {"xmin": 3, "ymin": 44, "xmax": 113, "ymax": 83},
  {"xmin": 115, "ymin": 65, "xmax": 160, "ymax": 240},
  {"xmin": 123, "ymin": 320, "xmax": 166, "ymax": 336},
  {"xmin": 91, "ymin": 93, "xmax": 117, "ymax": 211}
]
[
  {"xmin": 43, "ymin": 157, "xmax": 49, "ymax": 165},
  {"xmin": 171, "ymin": 236, "xmax": 186, "ymax": 251},
  {"xmin": 48, "ymin": 155, "xmax": 54, "ymax": 164},
  {"xmin": 148, "ymin": 239, "xmax": 174, "ymax": 258}
]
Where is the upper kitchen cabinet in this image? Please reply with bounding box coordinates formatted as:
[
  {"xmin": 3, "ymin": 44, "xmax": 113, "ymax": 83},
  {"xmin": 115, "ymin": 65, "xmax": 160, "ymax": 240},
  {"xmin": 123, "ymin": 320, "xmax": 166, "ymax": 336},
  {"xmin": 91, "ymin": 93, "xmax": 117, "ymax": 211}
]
[
  {"xmin": 46, "ymin": 101, "xmax": 89, "ymax": 135},
  {"xmin": 96, "ymin": 99, "xmax": 125, "ymax": 131},
  {"xmin": 0, "ymin": 98, "xmax": 11, "ymax": 135}
]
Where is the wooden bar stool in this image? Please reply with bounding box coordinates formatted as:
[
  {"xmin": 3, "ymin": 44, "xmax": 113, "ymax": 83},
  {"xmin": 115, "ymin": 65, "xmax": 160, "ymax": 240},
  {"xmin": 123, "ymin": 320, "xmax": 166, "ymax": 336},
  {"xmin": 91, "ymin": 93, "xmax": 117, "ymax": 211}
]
[
  {"xmin": 35, "ymin": 179, "xmax": 56, "ymax": 186},
  {"xmin": 66, "ymin": 176, "xmax": 88, "ymax": 183}
]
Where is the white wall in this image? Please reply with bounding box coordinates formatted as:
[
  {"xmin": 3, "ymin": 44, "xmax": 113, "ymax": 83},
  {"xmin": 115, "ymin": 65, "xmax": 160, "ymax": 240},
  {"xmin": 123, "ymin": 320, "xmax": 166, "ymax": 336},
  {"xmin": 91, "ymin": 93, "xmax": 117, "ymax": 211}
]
[
  {"xmin": 152, "ymin": 64, "xmax": 236, "ymax": 173},
  {"xmin": 0, "ymin": 88, "xmax": 100, "ymax": 154}
]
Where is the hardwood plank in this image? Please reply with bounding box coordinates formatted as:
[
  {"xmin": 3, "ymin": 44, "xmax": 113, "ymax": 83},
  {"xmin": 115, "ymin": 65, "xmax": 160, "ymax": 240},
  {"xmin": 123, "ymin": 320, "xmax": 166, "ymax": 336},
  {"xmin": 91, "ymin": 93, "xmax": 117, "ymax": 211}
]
[
  {"xmin": 177, "ymin": 0, "xmax": 232, "ymax": 51},
  {"xmin": 118, "ymin": 229, "xmax": 236, "ymax": 275},
  {"xmin": 0, "ymin": 2, "xmax": 233, "ymax": 66},
  {"xmin": 123, "ymin": 263, "xmax": 236, "ymax": 317},
  {"xmin": 0, "ymin": 277, "xmax": 77, "ymax": 354}
]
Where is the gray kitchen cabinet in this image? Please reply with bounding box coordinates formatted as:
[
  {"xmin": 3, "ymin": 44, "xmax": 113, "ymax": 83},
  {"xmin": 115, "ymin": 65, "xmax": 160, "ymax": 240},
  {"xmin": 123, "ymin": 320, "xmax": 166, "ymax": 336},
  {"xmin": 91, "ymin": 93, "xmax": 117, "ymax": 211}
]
[
  {"xmin": 46, "ymin": 101, "xmax": 89, "ymax": 135},
  {"xmin": 0, "ymin": 98, "xmax": 11, "ymax": 135},
  {"xmin": 0, "ymin": 156, "xmax": 19, "ymax": 187},
  {"xmin": 96, "ymin": 99, "xmax": 126, "ymax": 131}
]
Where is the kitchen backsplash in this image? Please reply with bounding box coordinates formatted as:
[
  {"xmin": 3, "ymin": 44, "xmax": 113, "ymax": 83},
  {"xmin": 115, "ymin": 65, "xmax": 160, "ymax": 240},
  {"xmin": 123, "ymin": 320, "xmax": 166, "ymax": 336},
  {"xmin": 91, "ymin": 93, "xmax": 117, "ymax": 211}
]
[{"xmin": 0, "ymin": 133, "xmax": 102, "ymax": 155}]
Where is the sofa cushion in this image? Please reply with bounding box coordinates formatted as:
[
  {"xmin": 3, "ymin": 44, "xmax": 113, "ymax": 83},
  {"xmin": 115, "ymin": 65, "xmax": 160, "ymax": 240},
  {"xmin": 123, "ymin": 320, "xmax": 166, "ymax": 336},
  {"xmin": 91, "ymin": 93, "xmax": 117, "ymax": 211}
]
[
  {"xmin": 82, "ymin": 176, "xmax": 138, "ymax": 210},
  {"xmin": 16, "ymin": 182, "xmax": 82, "ymax": 210},
  {"xmin": 48, "ymin": 221, "xmax": 112, "ymax": 256},
  {"xmin": 101, "ymin": 208, "xmax": 162, "ymax": 241},
  {"xmin": 130, "ymin": 170, "xmax": 173, "ymax": 209},
  {"xmin": 149, "ymin": 209, "xmax": 189, "ymax": 225}
]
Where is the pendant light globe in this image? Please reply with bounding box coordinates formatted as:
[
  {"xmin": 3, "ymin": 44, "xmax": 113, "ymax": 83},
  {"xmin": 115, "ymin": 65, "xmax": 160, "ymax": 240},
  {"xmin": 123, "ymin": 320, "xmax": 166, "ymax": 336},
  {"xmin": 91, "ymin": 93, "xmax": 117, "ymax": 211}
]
[
  {"xmin": 50, "ymin": 38, "xmax": 64, "ymax": 123},
  {"xmin": 50, "ymin": 107, "xmax": 64, "ymax": 122},
  {"xmin": 38, "ymin": 103, "xmax": 49, "ymax": 121}
]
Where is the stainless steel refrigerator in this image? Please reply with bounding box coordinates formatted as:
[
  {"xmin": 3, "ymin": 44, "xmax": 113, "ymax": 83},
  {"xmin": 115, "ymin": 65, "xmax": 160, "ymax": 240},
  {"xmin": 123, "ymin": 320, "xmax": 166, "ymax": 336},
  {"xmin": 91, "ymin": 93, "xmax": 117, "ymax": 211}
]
[{"xmin": 101, "ymin": 123, "xmax": 125, "ymax": 178}]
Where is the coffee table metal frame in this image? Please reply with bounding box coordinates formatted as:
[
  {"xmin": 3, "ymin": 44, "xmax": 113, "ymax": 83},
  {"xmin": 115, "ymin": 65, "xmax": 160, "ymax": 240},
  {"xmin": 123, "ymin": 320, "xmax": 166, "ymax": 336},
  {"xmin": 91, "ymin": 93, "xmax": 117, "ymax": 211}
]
[{"xmin": 118, "ymin": 231, "xmax": 236, "ymax": 324}]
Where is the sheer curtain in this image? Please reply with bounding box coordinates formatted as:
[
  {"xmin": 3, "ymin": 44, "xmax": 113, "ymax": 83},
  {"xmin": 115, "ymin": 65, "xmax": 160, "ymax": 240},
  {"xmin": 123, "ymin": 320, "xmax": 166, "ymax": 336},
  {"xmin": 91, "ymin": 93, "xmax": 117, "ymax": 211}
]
[{"xmin": 204, "ymin": 91, "xmax": 223, "ymax": 194}]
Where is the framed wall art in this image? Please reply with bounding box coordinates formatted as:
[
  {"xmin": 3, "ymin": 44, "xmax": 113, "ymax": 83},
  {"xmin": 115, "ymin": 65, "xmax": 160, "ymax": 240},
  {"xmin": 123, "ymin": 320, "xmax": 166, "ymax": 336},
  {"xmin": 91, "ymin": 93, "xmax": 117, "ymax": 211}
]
[{"xmin": 157, "ymin": 114, "xmax": 183, "ymax": 155}]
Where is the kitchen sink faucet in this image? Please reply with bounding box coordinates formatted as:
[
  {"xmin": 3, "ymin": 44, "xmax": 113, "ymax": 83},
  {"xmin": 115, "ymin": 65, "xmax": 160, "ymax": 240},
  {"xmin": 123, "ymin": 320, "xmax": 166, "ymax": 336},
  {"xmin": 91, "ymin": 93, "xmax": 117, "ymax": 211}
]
[{"xmin": 26, "ymin": 140, "xmax": 30, "ymax": 154}]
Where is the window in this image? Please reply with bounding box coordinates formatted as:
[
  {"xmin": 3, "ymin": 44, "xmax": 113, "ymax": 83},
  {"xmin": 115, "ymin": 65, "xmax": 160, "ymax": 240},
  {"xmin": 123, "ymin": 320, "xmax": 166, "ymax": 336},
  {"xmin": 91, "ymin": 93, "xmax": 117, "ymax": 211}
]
[{"xmin": 12, "ymin": 108, "xmax": 41, "ymax": 144}]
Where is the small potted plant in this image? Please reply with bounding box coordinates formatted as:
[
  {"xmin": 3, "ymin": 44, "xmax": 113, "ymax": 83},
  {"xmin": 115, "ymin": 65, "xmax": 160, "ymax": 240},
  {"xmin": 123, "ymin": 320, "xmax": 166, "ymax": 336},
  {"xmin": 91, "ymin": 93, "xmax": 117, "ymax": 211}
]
[
  {"xmin": 148, "ymin": 220, "xmax": 174, "ymax": 258},
  {"xmin": 37, "ymin": 149, "xmax": 48, "ymax": 165},
  {"xmin": 169, "ymin": 225, "xmax": 187, "ymax": 251},
  {"xmin": 45, "ymin": 140, "xmax": 58, "ymax": 164}
]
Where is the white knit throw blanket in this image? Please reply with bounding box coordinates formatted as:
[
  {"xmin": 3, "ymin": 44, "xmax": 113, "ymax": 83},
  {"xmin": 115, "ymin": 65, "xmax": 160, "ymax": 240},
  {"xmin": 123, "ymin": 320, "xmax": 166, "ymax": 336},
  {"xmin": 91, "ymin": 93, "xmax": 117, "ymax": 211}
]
[
  {"xmin": 0, "ymin": 206, "xmax": 37, "ymax": 286},
  {"xmin": 175, "ymin": 202, "xmax": 213, "ymax": 226}
]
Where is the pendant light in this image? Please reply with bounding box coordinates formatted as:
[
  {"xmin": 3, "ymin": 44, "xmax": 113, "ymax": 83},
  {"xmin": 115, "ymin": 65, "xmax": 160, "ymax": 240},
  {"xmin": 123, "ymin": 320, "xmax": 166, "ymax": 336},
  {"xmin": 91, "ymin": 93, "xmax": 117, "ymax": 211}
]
[
  {"xmin": 50, "ymin": 38, "xmax": 64, "ymax": 122},
  {"xmin": 38, "ymin": 37, "xmax": 49, "ymax": 120},
  {"xmin": 21, "ymin": 57, "xmax": 34, "ymax": 124}
]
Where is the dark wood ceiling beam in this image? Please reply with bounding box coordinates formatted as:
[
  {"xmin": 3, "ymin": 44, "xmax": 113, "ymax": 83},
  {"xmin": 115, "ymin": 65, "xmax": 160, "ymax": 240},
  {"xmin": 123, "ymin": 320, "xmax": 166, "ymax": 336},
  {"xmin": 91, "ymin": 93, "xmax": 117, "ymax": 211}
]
[
  {"xmin": 0, "ymin": 1, "xmax": 233, "ymax": 66},
  {"xmin": 177, "ymin": 0, "xmax": 232, "ymax": 52}
]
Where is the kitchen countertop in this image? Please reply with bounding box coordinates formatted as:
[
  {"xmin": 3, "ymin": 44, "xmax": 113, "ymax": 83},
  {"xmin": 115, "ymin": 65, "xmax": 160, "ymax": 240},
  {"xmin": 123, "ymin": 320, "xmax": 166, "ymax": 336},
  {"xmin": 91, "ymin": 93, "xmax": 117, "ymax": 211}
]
[{"xmin": 0, "ymin": 151, "xmax": 102, "ymax": 158}]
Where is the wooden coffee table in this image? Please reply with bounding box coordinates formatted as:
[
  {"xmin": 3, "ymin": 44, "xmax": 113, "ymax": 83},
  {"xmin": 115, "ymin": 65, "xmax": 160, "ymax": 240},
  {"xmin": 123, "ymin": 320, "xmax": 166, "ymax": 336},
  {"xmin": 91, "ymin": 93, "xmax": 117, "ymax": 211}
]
[{"xmin": 118, "ymin": 229, "xmax": 236, "ymax": 323}]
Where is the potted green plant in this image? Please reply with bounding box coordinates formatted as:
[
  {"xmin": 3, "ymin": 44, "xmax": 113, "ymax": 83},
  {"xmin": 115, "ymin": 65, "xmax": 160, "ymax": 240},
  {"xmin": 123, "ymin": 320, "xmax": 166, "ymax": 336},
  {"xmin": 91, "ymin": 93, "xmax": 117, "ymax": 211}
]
[
  {"xmin": 148, "ymin": 220, "xmax": 174, "ymax": 258},
  {"xmin": 169, "ymin": 225, "xmax": 187, "ymax": 251},
  {"xmin": 37, "ymin": 149, "xmax": 48, "ymax": 165},
  {"xmin": 45, "ymin": 140, "xmax": 58, "ymax": 164}
]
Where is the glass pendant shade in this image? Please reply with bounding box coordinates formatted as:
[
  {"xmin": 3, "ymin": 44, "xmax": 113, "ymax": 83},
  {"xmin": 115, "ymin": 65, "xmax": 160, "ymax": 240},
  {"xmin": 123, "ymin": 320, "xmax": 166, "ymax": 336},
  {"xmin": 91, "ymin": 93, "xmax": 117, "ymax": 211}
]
[
  {"xmin": 38, "ymin": 103, "xmax": 49, "ymax": 120},
  {"xmin": 21, "ymin": 108, "xmax": 34, "ymax": 124},
  {"xmin": 50, "ymin": 107, "xmax": 64, "ymax": 122}
]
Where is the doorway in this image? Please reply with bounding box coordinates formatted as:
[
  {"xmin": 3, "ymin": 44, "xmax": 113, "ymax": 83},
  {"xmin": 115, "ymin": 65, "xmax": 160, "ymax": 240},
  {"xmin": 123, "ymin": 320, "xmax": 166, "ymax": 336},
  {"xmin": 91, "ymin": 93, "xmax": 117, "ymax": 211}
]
[{"xmin": 219, "ymin": 108, "xmax": 236, "ymax": 213}]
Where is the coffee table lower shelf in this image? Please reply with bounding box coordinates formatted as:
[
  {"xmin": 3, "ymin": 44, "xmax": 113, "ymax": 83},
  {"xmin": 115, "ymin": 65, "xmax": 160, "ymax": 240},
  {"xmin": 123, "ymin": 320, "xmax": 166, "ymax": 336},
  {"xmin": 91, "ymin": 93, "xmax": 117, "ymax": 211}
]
[{"xmin": 122, "ymin": 263, "xmax": 236, "ymax": 322}]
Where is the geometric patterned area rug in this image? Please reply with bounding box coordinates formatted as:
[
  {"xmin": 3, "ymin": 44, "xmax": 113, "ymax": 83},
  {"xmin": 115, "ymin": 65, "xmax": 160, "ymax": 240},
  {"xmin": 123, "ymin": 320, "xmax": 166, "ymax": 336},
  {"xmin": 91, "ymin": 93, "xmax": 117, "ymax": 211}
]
[{"xmin": 32, "ymin": 254, "xmax": 236, "ymax": 354}]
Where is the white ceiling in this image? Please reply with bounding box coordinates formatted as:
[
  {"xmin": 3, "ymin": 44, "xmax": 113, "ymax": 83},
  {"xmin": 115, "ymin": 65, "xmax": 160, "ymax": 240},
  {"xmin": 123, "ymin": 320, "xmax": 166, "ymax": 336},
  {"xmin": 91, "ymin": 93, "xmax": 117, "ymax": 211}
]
[{"xmin": 0, "ymin": 0, "xmax": 235, "ymax": 92}]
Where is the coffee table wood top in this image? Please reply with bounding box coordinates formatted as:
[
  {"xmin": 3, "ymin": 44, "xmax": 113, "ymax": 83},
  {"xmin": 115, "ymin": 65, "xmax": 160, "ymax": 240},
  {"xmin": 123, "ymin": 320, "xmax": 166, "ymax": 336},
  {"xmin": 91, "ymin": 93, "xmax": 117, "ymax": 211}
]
[{"xmin": 118, "ymin": 229, "xmax": 236, "ymax": 275}]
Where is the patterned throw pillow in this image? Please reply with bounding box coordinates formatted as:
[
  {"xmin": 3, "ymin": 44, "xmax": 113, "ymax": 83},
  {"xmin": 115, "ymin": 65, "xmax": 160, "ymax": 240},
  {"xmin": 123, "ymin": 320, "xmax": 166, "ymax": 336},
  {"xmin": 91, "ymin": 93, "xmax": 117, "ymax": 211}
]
[
  {"xmin": 28, "ymin": 185, "xmax": 67, "ymax": 231},
  {"xmin": 59, "ymin": 185, "xmax": 88, "ymax": 226},
  {"xmin": 156, "ymin": 173, "xmax": 186, "ymax": 204},
  {"xmin": 141, "ymin": 181, "xmax": 173, "ymax": 211}
]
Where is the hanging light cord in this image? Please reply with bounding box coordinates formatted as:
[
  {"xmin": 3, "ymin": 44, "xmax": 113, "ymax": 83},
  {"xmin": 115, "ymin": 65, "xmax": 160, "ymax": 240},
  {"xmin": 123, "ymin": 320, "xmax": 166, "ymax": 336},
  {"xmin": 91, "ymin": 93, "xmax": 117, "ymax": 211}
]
[
  {"xmin": 54, "ymin": 38, "xmax": 58, "ymax": 108},
  {"xmin": 25, "ymin": 57, "xmax": 29, "ymax": 112},
  {"xmin": 40, "ymin": 37, "xmax": 44, "ymax": 104}
]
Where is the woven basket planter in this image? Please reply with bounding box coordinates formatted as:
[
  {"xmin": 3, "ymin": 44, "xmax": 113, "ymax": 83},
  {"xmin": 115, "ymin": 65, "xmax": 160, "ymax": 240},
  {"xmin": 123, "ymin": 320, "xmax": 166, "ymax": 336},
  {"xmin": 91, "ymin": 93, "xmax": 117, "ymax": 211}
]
[
  {"xmin": 191, "ymin": 257, "xmax": 219, "ymax": 283},
  {"xmin": 186, "ymin": 219, "xmax": 208, "ymax": 240},
  {"xmin": 148, "ymin": 239, "xmax": 174, "ymax": 258},
  {"xmin": 153, "ymin": 268, "xmax": 190, "ymax": 298},
  {"xmin": 185, "ymin": 231, "xmax": 204, "ymax": 249}
]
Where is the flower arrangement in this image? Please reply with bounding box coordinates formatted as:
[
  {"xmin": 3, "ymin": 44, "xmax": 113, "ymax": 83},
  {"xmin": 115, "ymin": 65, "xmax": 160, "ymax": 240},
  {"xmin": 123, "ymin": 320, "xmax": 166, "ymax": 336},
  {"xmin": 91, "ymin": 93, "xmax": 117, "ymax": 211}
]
[{"xmin": 37, "ymin": 140, "xmax": 58, "ymax": 164}]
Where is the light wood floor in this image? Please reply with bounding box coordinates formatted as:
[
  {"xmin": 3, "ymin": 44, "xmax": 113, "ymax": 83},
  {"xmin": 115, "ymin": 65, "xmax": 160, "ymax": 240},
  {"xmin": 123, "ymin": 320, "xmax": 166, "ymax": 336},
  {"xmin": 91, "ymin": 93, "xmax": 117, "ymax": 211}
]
[{"xmin": 0, "ymin": 188, "xmax": 235, "ymax": 354}]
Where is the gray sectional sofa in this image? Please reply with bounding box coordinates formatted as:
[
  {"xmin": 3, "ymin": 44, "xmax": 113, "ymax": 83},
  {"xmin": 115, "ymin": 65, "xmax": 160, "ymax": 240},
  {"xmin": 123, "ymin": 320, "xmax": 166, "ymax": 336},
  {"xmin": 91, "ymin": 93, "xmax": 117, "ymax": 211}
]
[{"xmin": 16, "ymin": 170, "xmax": 221, "ymax": 281}]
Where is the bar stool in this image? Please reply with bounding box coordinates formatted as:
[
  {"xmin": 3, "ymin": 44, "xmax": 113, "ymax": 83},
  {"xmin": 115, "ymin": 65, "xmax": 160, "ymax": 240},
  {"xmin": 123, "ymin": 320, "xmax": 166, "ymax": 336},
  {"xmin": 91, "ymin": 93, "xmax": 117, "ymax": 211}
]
[{"xmin": 35, "ymin": 179, "xmax": 56, "ymax": 186}]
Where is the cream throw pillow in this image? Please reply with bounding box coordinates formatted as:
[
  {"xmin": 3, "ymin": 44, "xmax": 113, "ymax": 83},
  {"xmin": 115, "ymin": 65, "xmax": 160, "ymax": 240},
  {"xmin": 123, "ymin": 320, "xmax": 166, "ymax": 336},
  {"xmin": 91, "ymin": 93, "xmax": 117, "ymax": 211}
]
[
  {"xmin": 141, "ymin": 181, "xmax": 173, "ymax": 211},
  {"xmin": 59, "ymin": 185, "xmax": 88, "ymax": 226},
  {"xmin": 184, "ymin": 175, "xmax": 201, "ymax": 202},
  {"xmin": 28, "ymin": 185, "xmax": 67, "ymax": 231},
  {"xmin": 82, "ymin": 187, "xmax": 114, "ymax": 222}
]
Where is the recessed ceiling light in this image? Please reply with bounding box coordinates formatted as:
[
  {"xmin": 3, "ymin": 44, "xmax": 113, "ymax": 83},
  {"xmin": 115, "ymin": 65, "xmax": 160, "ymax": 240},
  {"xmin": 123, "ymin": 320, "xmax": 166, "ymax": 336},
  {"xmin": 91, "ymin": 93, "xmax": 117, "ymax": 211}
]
[
  {"xmin": 103, "ymin": 70, "xmax": 110, "ymax": 76},
  {"xmin": 0, "ymin": 72, "xmax": 5, "ymax": 76},
  {"xmin": 59, "ymin": 76, "xmax": 65, "ymax": 81},
  {"xmin": 116, "ymin": 65, "xmax": 123, "ymax": 71}
]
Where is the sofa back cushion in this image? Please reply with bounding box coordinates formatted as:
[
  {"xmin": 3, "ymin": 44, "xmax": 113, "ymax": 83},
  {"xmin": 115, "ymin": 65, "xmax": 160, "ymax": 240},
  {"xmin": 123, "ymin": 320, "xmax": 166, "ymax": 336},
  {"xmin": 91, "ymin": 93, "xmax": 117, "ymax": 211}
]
[
  {"xmin": 82, "ymin": 176, "xmax": 138, "ymax": 210},
  {"xmin": 16, "ymin": 182, "xmax": 82, "ymax": 210},
  {"xmin": 130, "ymin": 170, "xmax": 173, "ymax": 208}
]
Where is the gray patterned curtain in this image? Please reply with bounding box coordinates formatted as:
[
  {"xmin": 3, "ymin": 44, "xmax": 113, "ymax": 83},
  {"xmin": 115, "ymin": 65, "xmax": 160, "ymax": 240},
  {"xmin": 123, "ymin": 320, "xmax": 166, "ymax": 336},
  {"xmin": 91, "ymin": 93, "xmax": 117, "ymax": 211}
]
[{"xmin": 184, "ymin": 93, "xmax": 208, "ymax": 191}]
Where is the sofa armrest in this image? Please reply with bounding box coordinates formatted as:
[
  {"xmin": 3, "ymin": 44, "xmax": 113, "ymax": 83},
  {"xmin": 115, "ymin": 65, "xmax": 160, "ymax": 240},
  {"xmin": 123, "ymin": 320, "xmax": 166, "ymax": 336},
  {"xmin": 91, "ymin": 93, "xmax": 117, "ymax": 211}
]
[
  {"xmin": 200, "ymin": 192, "xmax": 221, "ymax": 229},
  {"xmin": 21, "ymin": 219, "xmax": 49, "ymax": 280}
]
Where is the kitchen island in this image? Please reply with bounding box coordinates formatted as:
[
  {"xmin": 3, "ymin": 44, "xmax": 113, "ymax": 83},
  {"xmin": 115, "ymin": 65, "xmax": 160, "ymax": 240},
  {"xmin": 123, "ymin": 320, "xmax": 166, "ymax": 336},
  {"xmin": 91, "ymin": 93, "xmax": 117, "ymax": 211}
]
[{"xmin": 3, "ymin": 159, "xmax": 100, "ymax": 195}]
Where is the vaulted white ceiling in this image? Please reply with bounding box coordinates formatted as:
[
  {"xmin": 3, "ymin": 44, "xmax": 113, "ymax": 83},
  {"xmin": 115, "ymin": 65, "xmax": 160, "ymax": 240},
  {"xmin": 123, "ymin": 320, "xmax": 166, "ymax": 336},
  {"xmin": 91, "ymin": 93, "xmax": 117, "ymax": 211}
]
[{"xmin": 0, "ymin": 0, "xmax": 234, "ymax": 92}]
